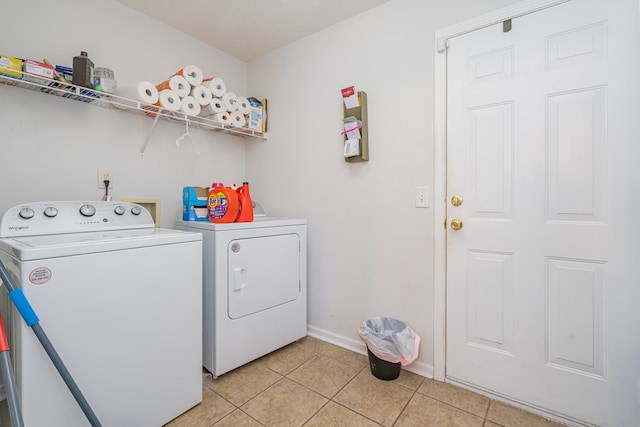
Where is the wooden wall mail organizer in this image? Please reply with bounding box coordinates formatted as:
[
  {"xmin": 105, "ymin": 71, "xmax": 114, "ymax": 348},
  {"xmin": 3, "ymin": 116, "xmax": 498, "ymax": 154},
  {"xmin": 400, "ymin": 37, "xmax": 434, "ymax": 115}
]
[{"xmin": 343, "ymin": 91, "xmax": 368, "ymax": 163}]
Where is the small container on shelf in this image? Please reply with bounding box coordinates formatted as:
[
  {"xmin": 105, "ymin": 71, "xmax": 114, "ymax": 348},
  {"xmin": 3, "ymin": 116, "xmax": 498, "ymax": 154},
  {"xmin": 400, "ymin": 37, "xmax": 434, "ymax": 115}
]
[{"xmin": 72, "ymin": 51, "xmax": 94, "ymax": 88}]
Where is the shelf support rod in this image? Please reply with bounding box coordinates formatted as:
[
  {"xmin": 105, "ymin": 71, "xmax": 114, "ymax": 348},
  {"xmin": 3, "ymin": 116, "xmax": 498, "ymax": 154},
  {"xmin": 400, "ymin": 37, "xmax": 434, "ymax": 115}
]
[{"xmin": 140, "ymin": 112, "xmax": 162, "ymax": 155}]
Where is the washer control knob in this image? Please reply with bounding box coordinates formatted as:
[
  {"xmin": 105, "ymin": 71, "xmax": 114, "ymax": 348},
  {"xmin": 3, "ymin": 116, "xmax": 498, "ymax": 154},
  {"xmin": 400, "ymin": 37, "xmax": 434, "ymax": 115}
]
[
  {"xmin": 43, "ymin": 207, "xmax": 58, "ymax": 218},
  {"xmin": 18, "ymin": 207, "xmax": 35, "ymax": 219},
  {"xmin": 79, "ymin": 204, "xmax": 96, "ymax": 217},
  {"xmin": 114, "ymin": 205, "xmax": 126, "ymax": 216},
  {"xmin": 130, "ymin": 206, "xmax": 142, "ymax": 216}
]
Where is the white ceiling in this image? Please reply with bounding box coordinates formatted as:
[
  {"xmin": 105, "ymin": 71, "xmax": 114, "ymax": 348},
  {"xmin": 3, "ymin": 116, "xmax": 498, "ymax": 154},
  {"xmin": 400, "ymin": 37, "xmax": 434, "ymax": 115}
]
[{"xmin": 117, "ymin": 0, "xmax": 391, "ymax": 61}]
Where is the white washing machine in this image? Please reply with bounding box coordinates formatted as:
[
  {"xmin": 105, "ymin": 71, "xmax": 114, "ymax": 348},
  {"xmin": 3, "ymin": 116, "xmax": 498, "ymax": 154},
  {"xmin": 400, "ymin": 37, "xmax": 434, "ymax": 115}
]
[
  {"xmin": 175, "ymin": 216, "xmax": 307, "ymax": 377},
  {"xmin": 0, "ymin": 201, "xmax": 203, "ymax": 427}
]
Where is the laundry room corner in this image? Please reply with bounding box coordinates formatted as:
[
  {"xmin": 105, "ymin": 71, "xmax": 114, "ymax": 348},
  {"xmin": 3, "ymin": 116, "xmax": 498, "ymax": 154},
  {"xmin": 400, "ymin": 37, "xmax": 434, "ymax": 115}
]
[{"xmin": 245, "ymin": 0, "xmax": 523, "ymax": 377}]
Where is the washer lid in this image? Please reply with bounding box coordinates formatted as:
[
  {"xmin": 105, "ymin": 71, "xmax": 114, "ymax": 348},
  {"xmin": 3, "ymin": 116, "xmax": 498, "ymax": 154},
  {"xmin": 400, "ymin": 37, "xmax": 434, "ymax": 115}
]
[{"xmin": 0, "ymin": 228, "xmax": 201, "ymax": 261}]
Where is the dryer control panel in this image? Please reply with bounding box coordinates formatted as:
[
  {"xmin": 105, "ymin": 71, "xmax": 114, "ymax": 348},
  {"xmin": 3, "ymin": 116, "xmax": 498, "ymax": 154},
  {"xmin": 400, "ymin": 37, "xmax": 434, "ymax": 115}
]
[{"xmin": 0, "ymin": 201, "xmax": 155, "ymax": 237}]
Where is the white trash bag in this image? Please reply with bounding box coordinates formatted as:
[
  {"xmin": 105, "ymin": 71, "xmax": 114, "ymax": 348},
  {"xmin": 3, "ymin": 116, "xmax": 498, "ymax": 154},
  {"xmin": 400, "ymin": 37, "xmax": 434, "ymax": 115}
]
[{"xmin": 357, "ymin": 317, "xmax": 421, "ymax": 366}]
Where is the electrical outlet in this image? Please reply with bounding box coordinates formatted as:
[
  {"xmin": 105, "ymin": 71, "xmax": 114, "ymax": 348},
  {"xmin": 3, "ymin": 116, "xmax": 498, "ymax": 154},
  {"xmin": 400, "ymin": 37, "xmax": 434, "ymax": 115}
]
[
  {"xmin": 415, "ymin": 186, "xmax": 429, "ymax": 208},
  {"xmin": 98, "ymin": 169, "xmax": 113, "ymax": 189}
]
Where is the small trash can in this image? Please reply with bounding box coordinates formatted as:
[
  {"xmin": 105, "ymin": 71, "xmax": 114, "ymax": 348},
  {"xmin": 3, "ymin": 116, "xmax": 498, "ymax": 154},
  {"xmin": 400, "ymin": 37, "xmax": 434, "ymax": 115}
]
[
  {"xmin": 366, "ymin": 347, "xmax": 401, "ymax": 380},
  {"xmin": 358, "ymin": 317, "xmax": 421, "ymax": 381}
]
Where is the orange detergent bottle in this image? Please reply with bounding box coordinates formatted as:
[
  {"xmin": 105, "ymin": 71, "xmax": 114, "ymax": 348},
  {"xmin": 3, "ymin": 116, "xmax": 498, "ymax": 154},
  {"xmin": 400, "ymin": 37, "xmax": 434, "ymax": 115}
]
[
  {"xmin": 208, "ymin": 182, "xmax": 239, "ymax": 223},
  {"xmin": 235, "ymin": 182, "xmax": 254, "ymax": 222}
]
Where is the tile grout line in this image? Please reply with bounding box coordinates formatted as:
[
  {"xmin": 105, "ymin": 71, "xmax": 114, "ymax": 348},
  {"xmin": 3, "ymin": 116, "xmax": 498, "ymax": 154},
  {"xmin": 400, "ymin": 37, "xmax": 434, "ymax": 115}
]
[
  {"xmin": 195, "ymin": 338, "xmax": 563, "ymax": 426},
  {"xmin": 390, "ymin": 388, "xmax": 418, "ymax": 427},
  {"xmin": 411, "ymin": 387, "xmax": 490, "ymax": 423},
  {"xmin": 484, "ymin": 399, "xmax": 493, "ymax": 424},
  {"xmin": 289, "ymin": 360, "xmax": 369, "ymax": 425},
  {"xmin": 328, "ymin": 400, "xmax": 385, "ymax": 426}
]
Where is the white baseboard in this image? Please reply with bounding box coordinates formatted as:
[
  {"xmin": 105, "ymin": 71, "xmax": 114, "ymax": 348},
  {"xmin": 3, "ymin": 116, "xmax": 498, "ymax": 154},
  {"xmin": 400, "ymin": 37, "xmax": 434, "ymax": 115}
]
[
  {"xmin": 307, "ymin": 324, "xmax": 366, "ymax": 354},
  {"xmin": 307, "ymin": 324, "xmax": 434, "ymax": 379}
]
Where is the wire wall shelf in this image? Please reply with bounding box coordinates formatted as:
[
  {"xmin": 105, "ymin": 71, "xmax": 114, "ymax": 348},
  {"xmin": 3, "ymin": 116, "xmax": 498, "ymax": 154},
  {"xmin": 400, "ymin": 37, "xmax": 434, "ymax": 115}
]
[{"xmin": 0, "ymin": 71, "xmax": 267, "ymax": 152}]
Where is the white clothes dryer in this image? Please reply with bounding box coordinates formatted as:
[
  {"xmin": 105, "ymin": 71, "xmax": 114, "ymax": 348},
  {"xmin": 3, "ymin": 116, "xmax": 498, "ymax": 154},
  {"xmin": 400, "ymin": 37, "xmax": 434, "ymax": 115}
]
[
  {"xmin": 175, "ymin": 217, "xmax": 307, "ymax": 377},
  {"xmin": 0, "ymin": 201, "xmax": 203, "ymax": 427}
]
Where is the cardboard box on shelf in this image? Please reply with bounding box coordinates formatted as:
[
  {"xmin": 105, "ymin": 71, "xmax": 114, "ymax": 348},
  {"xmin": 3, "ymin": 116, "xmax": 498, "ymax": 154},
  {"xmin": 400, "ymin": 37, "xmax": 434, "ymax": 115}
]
[
  {"xmin": 247, "ymin": 97, "xmax": 267, "ymax": 132},
  {"xmin": 22, "ymin": 59, "xmax": 54, "ymax": 85},
  {"xmin": 0, "ymin": 54, "xmax": 23, "ymax": 79}
]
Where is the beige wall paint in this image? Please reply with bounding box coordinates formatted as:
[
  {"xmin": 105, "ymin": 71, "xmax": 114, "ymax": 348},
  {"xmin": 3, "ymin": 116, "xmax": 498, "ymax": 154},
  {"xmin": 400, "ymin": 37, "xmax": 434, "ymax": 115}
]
[
  {"xmin": 246, "ymin": 0, "xmax": 522, "ymax": 375},
  {"xmin": 0, "ymin": 0, "xmax": 525, "ymax": 377},
  {"xmin": 0, "ymin": 0, "xmax": 249, "ymax": 223}
]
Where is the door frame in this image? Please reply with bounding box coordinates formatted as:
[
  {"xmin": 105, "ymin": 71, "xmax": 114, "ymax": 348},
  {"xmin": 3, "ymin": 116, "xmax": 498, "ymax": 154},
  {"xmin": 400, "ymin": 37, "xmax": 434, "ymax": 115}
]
[{"xmin": 432, "ymin": 0, "xmax": 570, "ymax": 382}]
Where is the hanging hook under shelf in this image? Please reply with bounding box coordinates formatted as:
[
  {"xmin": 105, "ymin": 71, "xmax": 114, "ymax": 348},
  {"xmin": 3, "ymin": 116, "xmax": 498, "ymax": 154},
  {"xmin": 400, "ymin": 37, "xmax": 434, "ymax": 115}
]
[{"xmin": 175, "ymin": 117, "xmax": 199, "ymax": 155}]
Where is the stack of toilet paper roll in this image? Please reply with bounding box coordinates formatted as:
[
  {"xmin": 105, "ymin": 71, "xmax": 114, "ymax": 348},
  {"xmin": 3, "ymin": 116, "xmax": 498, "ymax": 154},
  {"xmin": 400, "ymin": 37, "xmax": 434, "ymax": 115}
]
[
  {"xmin": 155, "ymin": 65, "xmax": 205, "ymax": 117},
  {"xmin": 116, "ymin": 64, "xmax": 256, "ymax": 127},
  {"xmin": 200, "ymin": 76, "xmax": 252, "ymax": 128}
]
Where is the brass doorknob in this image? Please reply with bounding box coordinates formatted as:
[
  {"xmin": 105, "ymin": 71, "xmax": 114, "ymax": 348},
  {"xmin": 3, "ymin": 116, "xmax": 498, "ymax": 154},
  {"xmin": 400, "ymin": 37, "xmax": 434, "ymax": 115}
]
[
  {"xmin": 450, "ymin": 218, "xmax": 463, "ymax": 230},
  {"xmin": 451, "ymin": 195, "xmax": 463, "ymax": 206}
]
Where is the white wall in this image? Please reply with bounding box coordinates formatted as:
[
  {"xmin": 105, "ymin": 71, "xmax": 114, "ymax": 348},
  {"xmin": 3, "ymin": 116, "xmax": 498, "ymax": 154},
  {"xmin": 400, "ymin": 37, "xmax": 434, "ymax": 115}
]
[
  {"xmin": 0, "ymin": 0, "xmax": 526, "ymax": 377},
  {"xmin": 0, "ymin": 0, "xmax": 250, "ymax": 225},
  {"xmin": 247, "ymin": 0, "xmax": 521, "ymax": 375}
]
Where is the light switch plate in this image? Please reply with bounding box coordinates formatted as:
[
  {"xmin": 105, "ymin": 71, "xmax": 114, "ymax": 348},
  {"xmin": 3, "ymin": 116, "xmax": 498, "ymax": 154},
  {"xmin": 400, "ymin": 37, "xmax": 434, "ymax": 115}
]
[{"xmin": 415, "ymin": 186, "xmax": 429, "ymax": 208}]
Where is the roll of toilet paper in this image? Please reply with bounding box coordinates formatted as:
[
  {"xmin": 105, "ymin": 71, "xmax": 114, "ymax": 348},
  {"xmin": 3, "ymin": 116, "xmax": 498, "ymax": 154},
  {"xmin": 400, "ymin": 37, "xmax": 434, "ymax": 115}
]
[
  {"xmin": 190, "ymin": 85, "xmax": 213, "ymax": 106},
  {"xmin": 200, "ymin": 97, "xmax": 226, "ymax": 116},
  {"xmin": 180, "ymin": 96, "xmax": 201, "ymax": 117},
  {"xmin": 155, "ymin": 89, "xmax": 181, "ymax": 111},
  {"xmin": 157, "ymin": 75, "xmax": 190, "ymax": 98},
  {"xmin": 230, "ymin": 110, "xmax": 246, "ymax": 127},
  {"xmin": 236, "ymin": 97, "xmax": 251, "ymax": 115},
  {"xmin": 171, "ymin": 65, "xmax": 203, "ymax": 87},
  {"xmin": 202, "ymin": 76, "xmax": 226, "ymax": 97},
  {"xmin": 117, "ymin": 81, "xmax": 159, "ymax": 105},
  {"xmin": 221, "ymin": 92, "xmax": 238, "ymax": 112},
  {"xmin": 213, "ymin": 112, "xmax": 231, "ymax": 125}
]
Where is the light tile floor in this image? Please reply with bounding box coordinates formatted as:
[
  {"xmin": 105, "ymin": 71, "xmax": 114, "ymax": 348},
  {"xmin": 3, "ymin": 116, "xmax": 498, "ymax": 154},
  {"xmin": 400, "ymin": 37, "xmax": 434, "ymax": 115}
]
[{"xmin": 165, "ymin": 336, "xmax": 567, "ymax": 427}]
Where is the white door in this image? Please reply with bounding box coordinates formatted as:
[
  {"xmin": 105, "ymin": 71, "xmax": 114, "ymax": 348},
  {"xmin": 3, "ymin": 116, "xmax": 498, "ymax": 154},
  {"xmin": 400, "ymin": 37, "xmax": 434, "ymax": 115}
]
[{"xmin": 445, "ymin": 0, "xmax": 640, "ymax": 425}]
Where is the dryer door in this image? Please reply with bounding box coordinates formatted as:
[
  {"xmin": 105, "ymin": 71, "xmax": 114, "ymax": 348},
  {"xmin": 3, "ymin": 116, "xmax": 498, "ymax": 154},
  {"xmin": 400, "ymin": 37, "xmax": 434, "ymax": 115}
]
[{"xmin": 228, "ymin": 233, "xmax": 301, "ymax": 319}]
